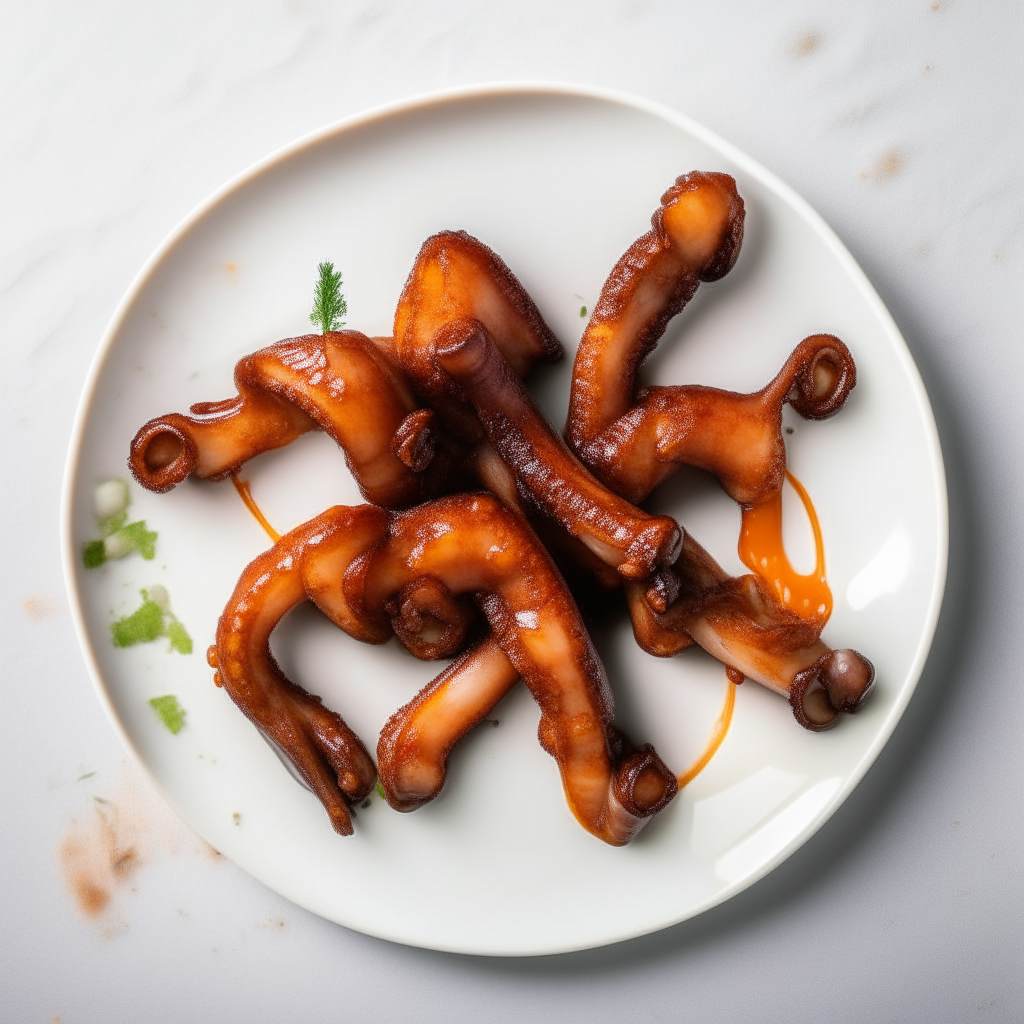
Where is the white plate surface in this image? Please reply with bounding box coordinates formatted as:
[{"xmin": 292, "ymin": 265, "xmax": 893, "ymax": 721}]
[{"xmin": 62, "ymin": 84, "xmax": 947, "ymax": 956}]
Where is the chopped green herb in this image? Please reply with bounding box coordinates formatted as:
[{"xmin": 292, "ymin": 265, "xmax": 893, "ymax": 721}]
[
  {"xmin": 109, "ymin": 588, "xmax": 192, "ymax": 653},
  {"xmin": 309, "ymin": 261, "xmax": 347, "ymax": 334},
  {"xmin": 94, "ymin": 478, "xmax": 130, "ymax": 522},
  {"xmin": 232, "ymin": 812, "xmax": 242, "ymax": 826},
  {"xmin": 93, "ymin": 795, "xmax": 110, "ymax": 805},
  {"xmin": 100, "ymin": 510, "xmax": 127, "ymax": 538},
  {"xmin": 360, "ymin": 798, "xmax": 371, "ymax": 809},
  {"xmin": 77, "ymin": 771, "xmax": 97, "ymax": 782},
  {"xmin": 111, "ymin": 597, "xmax": 165, "ymax": 647},
  {"xmin": 149, "ymin": 695, "xmax": 186, "ymax": 735},
  {"xmin": 83, "ymin": 479, "xmax": 158, "ymax": 567},
  {"xmin": 166, "ymin": 619, "xmax": 193, "ymax": 655},
  {"xmin": 83, "ymin": 539, "xmax": 107, "ymax": 568},
  {"xmin": 116, "ymin": 520, "xmax": 158, "ymax": 559},
  {"xmin": 376, "ymin": 781, "xmax": 385, "ymax": 800},
  {"xmin": 579, "ymin": 305, "xmax": 587, "ymax": 318}
]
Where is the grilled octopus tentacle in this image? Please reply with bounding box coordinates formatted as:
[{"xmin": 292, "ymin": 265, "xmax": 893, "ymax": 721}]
[
  {"xmin": 211, "ymin": 505, "xmax": 387, "ymax": 835},
  {"xmin": 433, "ymin": 319, "xmax": 683, "ymax": 580},
  {"xmin": 394, "ymin": 229, "xmax": 564, "ymax": 444},
  {"xmin": 129, "ymin": 330, "xmax": 443, "ymax": 508},
  {"xmin": 624, "ymin": 535, "xmax": 875, "ymax": 731},
  {"xmin": 377, "ymin": 636, "xmax": 520, "ymax": 810},
  {"xmin": 566, "ymin": 170, "xmax": 745, "ymax": 451},
  {"xmin": 578, "ymin": 334, "xmax": 857, "ymax": 507},
  {"xmin": 561, "ymin": 171, "xmax": 874, "ymax": 726}
]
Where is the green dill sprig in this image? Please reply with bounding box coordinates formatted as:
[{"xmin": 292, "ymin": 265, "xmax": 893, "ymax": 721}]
[{"xmin": 309, "ymin": 261, "xmax": 347, "ymax": 334}]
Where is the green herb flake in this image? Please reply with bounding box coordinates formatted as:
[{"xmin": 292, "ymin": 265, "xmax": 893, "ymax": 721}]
[
  {"xmin": 579, "ymin": 305, "xmax": 587, "ymax": 318},
  {"xmin": 77, "ymin": 771, "xmax": 97, "ymax": 782},
  {"xmin": 360, "ymin": 798, "xmax": 371, "ymax": 809},
  {"xmin": 309, "ymin": 261, "xmax": 347, "ymax": 334},
  {"xmin": 166, "ymin": 619, "xmax": 193, "ymax": 655},
  {"xmin": 117, "ymin": 520, "xmax": 158, "ymax": 560},
  {"xmin": 100, "ymin": 510, "xmax": 128, "ymax": 538},
  {"xmin": 149, "ymin": 695, "xmax": 186, "ymax": 735},
  {"xmin": 376, "ymin": 781, "xmax": 385, "ymax": 800},
  {"xmin": 83, "ymin": 539, "xmax": 107, "ymax": 568},
  {"xmin": 111, "ymin": 597, "xmax": 166, "ymax": 647}
]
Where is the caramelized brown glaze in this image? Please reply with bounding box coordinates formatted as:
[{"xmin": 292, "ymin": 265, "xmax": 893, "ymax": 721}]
[
  {"xmin": 135, "ymin": 165, "xmax": 878, "ymax": 854},
  {"xmin": 211, "ymin": 505, "xmax": 386, "ymax": 835},
  {"xmin": 574, "ymin": 333, "xmax": 857, "ymax": 509},
  {"xmin": 432, "ymin": 318, "xmax": 683, "ymax": 580},
  {"xmin": 624, "ymin": 535, "xmax": 874, "ymax": 731},
  {"xmin": 394, "ymin": 229, "xmax": 564, "ymax": 443},
  {"xmin": 378, "ymin": 637, "xmax": 520, "ymax": 810},
  {"xmin": 129, "ymin": 330, "xmax": 449, "ymax": 508},
  {"xmin": 566, "ymin": 170, "xmax": 745, "ymax": 451},
  {"xmin": 214, "ymin": 493, "xmax": 677, "ymax": 845}
]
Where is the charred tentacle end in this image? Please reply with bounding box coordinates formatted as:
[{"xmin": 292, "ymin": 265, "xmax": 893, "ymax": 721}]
[
  {"xmin": 128, "ymin": 416, "xmax": 198, "ymax": 493},
  {"xmin": 790, "ymin": 648, "xmax": 876, "ymax": 731},
  {"xmin": 788, "ymin": 334, "xmax": 858, "ymax": 420}
]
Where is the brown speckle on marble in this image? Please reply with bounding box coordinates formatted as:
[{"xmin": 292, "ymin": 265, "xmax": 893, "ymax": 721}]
[
  {"xmin": 793, "ymin": 32, "xmax": 819, "ymax": 57},
  {"xmin": 22, "ymin": 595, "xmax": 56, "ymax": 619},
  {"xmin": 859, "ymin": 149, "xmax": 902, "ymax": 183}
]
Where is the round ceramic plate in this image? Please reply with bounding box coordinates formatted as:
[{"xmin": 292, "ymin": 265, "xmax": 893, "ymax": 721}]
[{"xmin": 62, "ymin": 84, "xmax": 947, "ymax": 956}]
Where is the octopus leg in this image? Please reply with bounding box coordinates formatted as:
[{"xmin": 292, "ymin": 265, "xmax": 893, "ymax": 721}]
[
  {"xmin": 577, "ymin": 333, "xmax": 858, "ymax": 508},
  {"xmin": 130, "ymin": 330, "xmax": 441, "ymax": 508},
  {"xmin": 377, "ymin": 636, "xmax": 521, "ymax": 810},
  {"xmin": 360, "ymin": 492, "xmax": 677, "ymax": 845},
  {"xmin": 624, "ymin": 535, "xmax": 875, "ymax": 731},
  {"xmin": 394, "ymin": 229, "xmax": 564, "ymax": 443},
  {"xmin": 433, "ymin": 318, "xmax": 683, "ymax": 581},
  {"xmin": 212, "ymin": 507, "xmax": 389, "ymax": 835},
  {"xmin": 566, "ymin": 170, "xmax": 745, "ymax": 451}
]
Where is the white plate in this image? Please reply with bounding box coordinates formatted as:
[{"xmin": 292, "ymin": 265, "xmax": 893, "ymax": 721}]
[{"xmin": 62, "ymin": 83, "xmax": 947, "ymax": 956}]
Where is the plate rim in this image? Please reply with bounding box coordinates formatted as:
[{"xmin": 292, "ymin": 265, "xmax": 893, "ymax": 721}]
[{"xmin": 60, "ymin": 80, "xmax": 949, "ymax": 956}]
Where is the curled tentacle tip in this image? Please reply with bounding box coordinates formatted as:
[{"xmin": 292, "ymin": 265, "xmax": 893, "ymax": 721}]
[
  {"xmin": 434, "ymin": 318, "xmax": 491, "ymax": 376},
  {"xmin": 128, "ymin": 417, "xmax": 199, "ymax": 493},
  {"xmin": 620, "ymin": 519, "xmax": 684, "ymax": 579},
  {"xmin": 391, "ymin": 408, "xmax": 437, "ymax": 472},
  {"xmin": 657, "ymin": 171, "xmax": 746, "ymax": 283},
  {"xmin": 823, "ymin": 648, "xmax": 876, "ymax": 714},
  {"xmin": 644, "ymin": 567, "xmax": 681, "ymax": 614},
  {"xmin": 790, "ymin": 648, "xmax": 875, "ymax": 731},
  {"xmin": 389, "ymin": 576, "xmax": 476, "ymax": 660},
  {"xmin": 788, "ymin": 334, "xmax": 857, "ymax": 420},
  {"xmin": 613, "ymin": 744, "xmax": 678, "ymax": 817}
]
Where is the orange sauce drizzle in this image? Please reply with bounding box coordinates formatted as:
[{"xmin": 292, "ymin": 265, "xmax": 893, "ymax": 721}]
[
  {"xmin": 230, "ymin": 472, "xmax": 281, "ymax": 542},
  {"xmin": 677, "ymin": 672, "xmax": 737, "ymax": 788},
  {"xmin": 737, "ymin": 470, "xmax": 832, "ymax": 623}
]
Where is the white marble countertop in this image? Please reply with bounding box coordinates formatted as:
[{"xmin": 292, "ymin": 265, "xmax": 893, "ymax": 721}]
[{"xmin": 2, "ymin": 1, "xmax": 1021, "ymax": 1020}]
